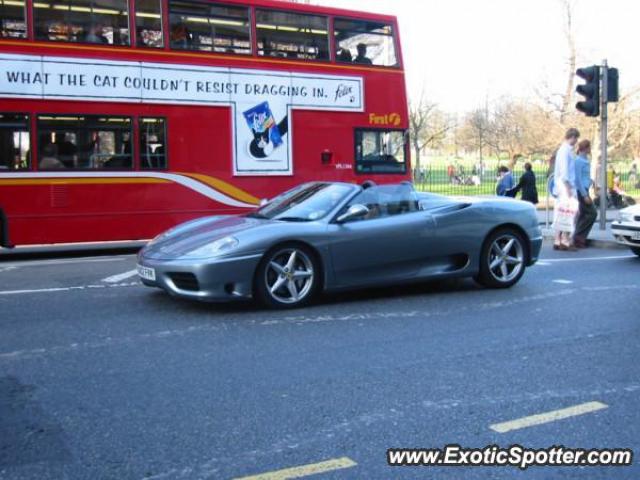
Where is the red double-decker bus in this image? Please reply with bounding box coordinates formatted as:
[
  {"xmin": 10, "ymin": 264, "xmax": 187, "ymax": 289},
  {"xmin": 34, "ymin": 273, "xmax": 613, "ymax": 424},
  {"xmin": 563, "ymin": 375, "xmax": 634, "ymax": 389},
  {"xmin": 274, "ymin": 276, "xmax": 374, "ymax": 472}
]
[{"xmin": 0, "ymin": 0, "xmax": 410, "ymax": 247}]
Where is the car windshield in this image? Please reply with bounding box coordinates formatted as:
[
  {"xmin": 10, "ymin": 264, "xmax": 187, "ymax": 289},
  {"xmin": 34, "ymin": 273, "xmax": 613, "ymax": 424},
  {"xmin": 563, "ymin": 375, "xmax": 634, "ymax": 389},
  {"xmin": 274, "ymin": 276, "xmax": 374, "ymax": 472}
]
[{"xmin": 248, "ymin": 183, "xmax": 354, "ymax": 221}]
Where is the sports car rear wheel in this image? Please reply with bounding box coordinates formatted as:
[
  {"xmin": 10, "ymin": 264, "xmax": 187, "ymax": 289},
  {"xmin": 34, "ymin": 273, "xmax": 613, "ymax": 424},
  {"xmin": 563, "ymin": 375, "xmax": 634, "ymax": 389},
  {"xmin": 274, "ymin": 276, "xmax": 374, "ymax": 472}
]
[
  {"xmin": 631, "ymin": 247, "xmax": 640, "ymax": 257},
  {"xmin": 477, "ymin": 229, "xmax": 526, "ymax": 288},
  {"xmin": 255, "ymin": 244, "xmax": 320, "ymax": 308}
]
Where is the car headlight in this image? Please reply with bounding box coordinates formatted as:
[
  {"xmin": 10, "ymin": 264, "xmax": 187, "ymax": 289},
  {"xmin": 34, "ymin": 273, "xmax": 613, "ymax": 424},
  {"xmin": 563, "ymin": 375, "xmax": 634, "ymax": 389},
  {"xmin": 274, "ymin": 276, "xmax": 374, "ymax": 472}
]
[
  {"xmin": 182, "ymin": 236, "xmax": 239, "ymax": 258},
  {"xmin": 618, "ymin": 210, "xmax": 633, "ymax": 223},
  {"xmin": 148, "ymin": 230, "xmax": 170, "ymax": 246}
]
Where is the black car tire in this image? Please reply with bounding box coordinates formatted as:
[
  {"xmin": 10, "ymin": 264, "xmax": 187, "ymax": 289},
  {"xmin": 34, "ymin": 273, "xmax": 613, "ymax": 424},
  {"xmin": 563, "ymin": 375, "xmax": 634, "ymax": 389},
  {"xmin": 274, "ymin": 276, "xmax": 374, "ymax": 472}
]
[
  {"xmin": 255, "ymin": 243, "xmax": 321, "ymax": 309},
  {"xmin": 476, "ymin": 228, "xmax": 527, "ymax": 289},
  {"xmin": 631, "ymin": 246, "xmax": 640, "ymax": 257}
]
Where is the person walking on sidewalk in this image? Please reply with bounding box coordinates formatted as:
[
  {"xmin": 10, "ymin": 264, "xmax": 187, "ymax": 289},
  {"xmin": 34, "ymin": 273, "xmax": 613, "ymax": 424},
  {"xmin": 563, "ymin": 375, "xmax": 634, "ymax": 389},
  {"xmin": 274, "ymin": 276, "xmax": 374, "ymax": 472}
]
[
  {"xmin": 574, "ymin": 140, "xmax": 597, "ymax": 248},
  {"xmin": 508, "ymin": 162, "xmax": 539, "ymax": 204},
  {"xmin": 553, "ymin": 128, "xmax": 580, "ymax": 251},
  {"xmin": 496, "ymin": 166, "xmax": 515, "ymax": 196}
]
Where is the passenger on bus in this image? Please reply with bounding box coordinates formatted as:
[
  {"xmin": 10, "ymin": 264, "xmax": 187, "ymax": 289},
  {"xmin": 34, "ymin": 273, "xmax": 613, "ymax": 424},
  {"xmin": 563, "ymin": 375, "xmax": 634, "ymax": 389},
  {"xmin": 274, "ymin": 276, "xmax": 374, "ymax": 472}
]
[
  {"xmin": 354, "ymin": 43, "xmax": 372, "ymax": 65},
  {"xmin": 56, "ymin": 133, "xmax": 78, "ymax": 168},
  {"xmin": 121, "ymin": 132, "xmax": 132, "ymax": 156},
  {"xmin": 39, "ymin": 143, "xmax": 65, "ymax": 169},
  {"xmin": 170, "ymin": 24, "xmax": 192, "ymax": 48},
  {"xmin": 337, "ymin": 48, "xmax": 352, "ymax": 62},
  {"xmin": 84, "ymin": 24, "xmax": 108, "ymax": 44}
]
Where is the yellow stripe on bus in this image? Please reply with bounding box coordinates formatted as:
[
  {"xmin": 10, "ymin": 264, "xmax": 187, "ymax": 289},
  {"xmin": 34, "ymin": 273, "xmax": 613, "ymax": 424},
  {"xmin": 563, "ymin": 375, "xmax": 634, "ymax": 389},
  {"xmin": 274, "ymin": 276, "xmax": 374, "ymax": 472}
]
[{"xmin": 178, "ymin": 173, "xmax": 261, "ymax": 205}]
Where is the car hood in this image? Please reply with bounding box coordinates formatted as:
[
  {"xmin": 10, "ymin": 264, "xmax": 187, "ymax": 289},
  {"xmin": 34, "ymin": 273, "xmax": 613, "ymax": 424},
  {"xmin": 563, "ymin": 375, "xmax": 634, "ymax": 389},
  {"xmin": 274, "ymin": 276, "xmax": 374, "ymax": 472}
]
[
  {"xmin": 142, "ymin": 215, "xmax": 266, "ymax": 259},
  {"xmin": 621, "ymin": 204, "xmax": 640, "ymax": 216}
]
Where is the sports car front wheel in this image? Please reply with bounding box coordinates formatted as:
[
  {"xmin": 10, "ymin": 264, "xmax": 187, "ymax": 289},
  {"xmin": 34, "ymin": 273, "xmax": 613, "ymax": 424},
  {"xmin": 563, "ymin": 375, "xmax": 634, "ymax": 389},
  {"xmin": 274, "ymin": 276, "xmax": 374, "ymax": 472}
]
[
  {"xmin": 476, "ymin": 229, "xmax": 527, "ymax": 288},
  {"xmin": 255, "ymin": 244, "xmax": 320, "ymax": 309}
]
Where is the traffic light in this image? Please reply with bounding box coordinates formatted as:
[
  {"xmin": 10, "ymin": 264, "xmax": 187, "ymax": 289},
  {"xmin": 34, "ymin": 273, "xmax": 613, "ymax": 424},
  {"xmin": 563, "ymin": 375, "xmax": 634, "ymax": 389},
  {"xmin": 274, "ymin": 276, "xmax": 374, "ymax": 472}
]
[
  {"xmin": 575, "ymin": 65, "xmax": 600, "ymax": 117},
  {"xmin": 606, "ymin": 67, "xmax": 619, "ymax": 102}
]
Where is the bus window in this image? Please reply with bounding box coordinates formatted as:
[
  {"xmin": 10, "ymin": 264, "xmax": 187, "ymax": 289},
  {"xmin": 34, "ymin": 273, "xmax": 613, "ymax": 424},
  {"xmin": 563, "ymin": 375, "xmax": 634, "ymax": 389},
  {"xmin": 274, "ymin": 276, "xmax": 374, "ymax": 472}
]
[
  {"xmin": 136, "ymin": 0, "xmax": 163, "ymax": 48},
  {"xmin": 334, "ymin": 18, "xmax": 397, "ymax": 67},
  {"xmin": 355, "ymin": 129, "xmax": 407, "ymax": 174},
  {"xmin": 139, "ymin": 117, "xmax": 167, "ymax": 169},
  {"xmin": 0, "ymin": 0, "xmax": 27, "ymax": 38},
  {"xmin": 256, "ymin": 9, "xmax": 328, "ymax": 61},
  {"xmin": 0, "ymin": 114, "xmax": 30, "ymax": 170},
  {"xmin": 168, "ymin": 1, "xmax": 251, "ymax": 54},
  {"xmin": 37, "ymin": 115, "xmax": 133, "ymax": 170},
  {"xmin": 33, "ymin": 0, "xmax": 130, "ymax": 45}
]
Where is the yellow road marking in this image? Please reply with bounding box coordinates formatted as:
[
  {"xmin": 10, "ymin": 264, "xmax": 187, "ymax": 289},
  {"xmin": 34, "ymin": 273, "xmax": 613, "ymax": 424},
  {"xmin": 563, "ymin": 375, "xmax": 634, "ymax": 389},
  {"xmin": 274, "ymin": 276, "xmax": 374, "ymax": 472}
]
[
  {"xmin": 234, "ymin": 457, "xmax": 357, "ymax": 480},
  {"xmin": 490, "ymin": 401, "xmax": 608, "ymax": 433}
]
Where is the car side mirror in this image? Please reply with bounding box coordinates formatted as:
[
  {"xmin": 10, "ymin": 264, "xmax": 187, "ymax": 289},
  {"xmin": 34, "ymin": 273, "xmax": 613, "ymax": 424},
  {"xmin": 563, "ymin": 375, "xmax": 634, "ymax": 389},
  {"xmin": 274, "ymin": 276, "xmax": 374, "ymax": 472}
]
[{"xmin": 336, "ymin": 204, "xmax": 369, "ymax": 223}]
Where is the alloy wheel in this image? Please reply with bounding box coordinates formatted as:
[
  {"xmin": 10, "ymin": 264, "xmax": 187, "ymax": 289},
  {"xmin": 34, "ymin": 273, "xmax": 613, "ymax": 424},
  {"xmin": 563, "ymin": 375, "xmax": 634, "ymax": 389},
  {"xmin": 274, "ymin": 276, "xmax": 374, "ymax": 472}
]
[
  {"xmin": 264, "ymin": 248, "xmax": 315, "ymax": 305},
  {"xmin": 487, "ymin": 234, "xmax": 524, "ymax": 283}
]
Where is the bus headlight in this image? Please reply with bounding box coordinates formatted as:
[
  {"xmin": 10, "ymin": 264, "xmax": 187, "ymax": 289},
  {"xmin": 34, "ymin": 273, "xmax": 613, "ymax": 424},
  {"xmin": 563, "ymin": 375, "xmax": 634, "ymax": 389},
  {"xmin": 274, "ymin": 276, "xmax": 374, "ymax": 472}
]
[{"xmin": 183, "ymin": 236, "xmax": 239, "ymax": 258}]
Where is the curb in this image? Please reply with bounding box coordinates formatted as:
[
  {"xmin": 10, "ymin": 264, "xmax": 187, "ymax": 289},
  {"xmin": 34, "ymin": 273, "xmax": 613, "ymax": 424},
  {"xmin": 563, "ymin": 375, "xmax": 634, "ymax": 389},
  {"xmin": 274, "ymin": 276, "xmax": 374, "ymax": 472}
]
[
  {"xmin": 0, "ymin": 241, "xmax": 145, "ymax": 260},
  {"xmin": 540, "ymin": 231, "xmax": 624, "ymax": 250}
]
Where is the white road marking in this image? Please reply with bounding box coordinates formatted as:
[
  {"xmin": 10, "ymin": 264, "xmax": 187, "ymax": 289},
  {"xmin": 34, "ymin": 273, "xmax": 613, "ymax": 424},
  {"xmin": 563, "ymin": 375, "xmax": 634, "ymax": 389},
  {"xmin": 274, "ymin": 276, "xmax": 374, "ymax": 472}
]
[
  {"xmin": 0, "ymin": 256, "xmax": 130, "ymax": 268},
  {"xmin": 0, "ymin": 282, "xmax": 139, "ymax": 296},
  {"xmin": 552, "ymin": 279, "xmax": 574, "ymax": 284},
  {"xmin": 490, "ymin": 401, "xmax": 608, "ymax": 433},
  {"xmin": 541, "ymin": 254, "xmax": 636, "ymax": 263},
  {"xmin": 536, "ymin": 261, "xmax": 552, "ymax": 266},
  {"xmin": 102, "ymin": 269, "xmax": 138, "ymax": 283}
]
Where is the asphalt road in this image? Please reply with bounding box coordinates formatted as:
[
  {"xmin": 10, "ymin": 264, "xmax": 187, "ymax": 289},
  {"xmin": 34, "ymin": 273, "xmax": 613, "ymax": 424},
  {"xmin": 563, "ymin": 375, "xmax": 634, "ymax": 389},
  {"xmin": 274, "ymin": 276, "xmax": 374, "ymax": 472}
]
[{"xmin": 0, "ymin": 244, "xmax": 639, "ymax": 479}]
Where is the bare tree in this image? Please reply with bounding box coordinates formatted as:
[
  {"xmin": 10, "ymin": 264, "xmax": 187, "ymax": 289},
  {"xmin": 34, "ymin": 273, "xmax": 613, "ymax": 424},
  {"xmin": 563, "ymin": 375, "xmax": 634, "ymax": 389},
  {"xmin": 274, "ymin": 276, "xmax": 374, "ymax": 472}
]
[
  {"xmin": 533, "ymin": 0, "xmax": 578, "ymax": 125},
  {"xmin": 409, "ymin": 91, "xmax": 452, "ymax": 169},
  {"xmin": 457, "ymin": 108, "xmax": 490, "ymax": 162},
  {"xmin": 559, "ymin": 0, "xmax": 577, "ymax": 123}
]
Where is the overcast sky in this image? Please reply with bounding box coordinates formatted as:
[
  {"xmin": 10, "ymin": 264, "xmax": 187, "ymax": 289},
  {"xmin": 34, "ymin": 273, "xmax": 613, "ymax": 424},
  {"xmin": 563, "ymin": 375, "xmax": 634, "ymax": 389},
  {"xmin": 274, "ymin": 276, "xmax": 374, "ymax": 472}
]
[{"xmin": 314, "ymin": 0, "xmax": 640, "ymax": 113}]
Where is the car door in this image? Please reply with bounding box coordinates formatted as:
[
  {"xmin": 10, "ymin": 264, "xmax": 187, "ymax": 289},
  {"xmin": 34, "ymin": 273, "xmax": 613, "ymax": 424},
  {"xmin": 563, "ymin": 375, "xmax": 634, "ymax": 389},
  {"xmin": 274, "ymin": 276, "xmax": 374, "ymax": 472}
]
[{"xmin": 327, "ymin": 185, "xmax": 437, "ymax": 288}]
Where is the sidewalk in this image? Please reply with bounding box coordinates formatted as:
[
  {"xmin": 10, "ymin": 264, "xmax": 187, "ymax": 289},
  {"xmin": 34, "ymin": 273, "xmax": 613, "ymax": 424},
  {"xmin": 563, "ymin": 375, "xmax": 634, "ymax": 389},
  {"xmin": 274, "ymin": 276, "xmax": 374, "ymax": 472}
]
[{"xmin": 537, "ymin": 208, "xmax": 622, "ymax": 249}]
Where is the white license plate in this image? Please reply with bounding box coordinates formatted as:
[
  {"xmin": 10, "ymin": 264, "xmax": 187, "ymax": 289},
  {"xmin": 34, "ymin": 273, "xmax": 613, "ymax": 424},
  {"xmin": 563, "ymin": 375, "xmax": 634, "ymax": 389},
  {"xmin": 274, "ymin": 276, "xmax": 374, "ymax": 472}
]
[
  {"xmin": 632, "ymin": 232, "xmax": 640, "ymax": 241},
  {"xmin": 137, "ymin": 264, "xmax": 156, "ymax": 281}
]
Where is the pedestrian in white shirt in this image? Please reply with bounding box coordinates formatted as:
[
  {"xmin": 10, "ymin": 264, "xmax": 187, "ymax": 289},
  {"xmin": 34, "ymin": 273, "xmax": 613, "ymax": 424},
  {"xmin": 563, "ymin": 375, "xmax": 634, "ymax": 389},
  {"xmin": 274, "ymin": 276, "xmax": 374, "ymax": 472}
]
[{"xmin": 553, "ymin": 128, "xmax": 580, "ymax": 251}]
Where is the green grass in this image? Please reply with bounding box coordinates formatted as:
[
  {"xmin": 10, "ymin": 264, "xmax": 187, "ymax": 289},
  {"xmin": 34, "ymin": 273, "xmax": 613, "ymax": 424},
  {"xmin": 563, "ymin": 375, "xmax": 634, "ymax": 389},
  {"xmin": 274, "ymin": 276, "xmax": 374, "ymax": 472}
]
[{"xmin": 412, "ymin": 160, "xmax": 639, "ymax": 198}]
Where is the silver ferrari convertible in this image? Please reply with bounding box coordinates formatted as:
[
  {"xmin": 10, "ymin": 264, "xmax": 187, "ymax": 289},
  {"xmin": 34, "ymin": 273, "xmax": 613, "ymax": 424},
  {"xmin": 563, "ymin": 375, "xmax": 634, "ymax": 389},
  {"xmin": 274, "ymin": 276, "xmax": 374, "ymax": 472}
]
[{"xmin": 137, "ymin": 182, "xmax": 542, "ymax": 308}]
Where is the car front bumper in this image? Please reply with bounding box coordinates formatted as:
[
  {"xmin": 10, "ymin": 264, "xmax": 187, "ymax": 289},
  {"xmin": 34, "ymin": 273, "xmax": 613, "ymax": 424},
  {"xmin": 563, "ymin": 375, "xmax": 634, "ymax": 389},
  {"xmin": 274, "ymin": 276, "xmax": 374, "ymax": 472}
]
[
  {"xmin": 611, "ymin": 222, "xmax": 640, "ymax": 248},
  {"xmin": 137, "ymin": 252, "xmax": 263, "ymax": 302},
  {"xmin": 525, "ymin": 223, "xmax": 543, "ymax": 266}
]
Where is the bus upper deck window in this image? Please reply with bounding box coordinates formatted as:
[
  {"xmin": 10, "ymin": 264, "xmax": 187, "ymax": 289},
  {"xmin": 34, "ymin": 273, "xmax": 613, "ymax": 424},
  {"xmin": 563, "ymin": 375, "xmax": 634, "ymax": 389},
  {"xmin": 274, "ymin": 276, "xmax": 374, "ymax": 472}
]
[
  {"xmin": 0, "ymin": 113, "xmax": 30, "ymax": 171},
  {"xmin": 168, "ymin": 1, "xmax": 251, "ymax": 54},
  {"xmin": 256, "ymin": 9, "xmax": 329, "ymax": 61},
  {"xmin": 136, "ymin": 0, "xmax": 163, "ymax": 48},
  {"xmin": 0, "ymin": 0, "xmax": 27, "ymax": 38},
  {"xmin": 34, "ymin": 0, "xmax": 130, "ymax": 45},
  {"xmin": 334, "ymin": 18, "xmax": 398, "ymax": 67},
  {"xmin": 139, "ymin": 117, "xmax": 167, "ymax": 170}
]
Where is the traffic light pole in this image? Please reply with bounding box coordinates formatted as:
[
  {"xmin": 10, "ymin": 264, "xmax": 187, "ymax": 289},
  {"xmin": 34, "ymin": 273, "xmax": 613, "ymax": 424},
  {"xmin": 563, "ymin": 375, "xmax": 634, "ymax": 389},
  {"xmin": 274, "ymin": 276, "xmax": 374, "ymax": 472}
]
[{"xmin": 599, "ymin": 60, "xmax": 608, "ymax": 230}]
